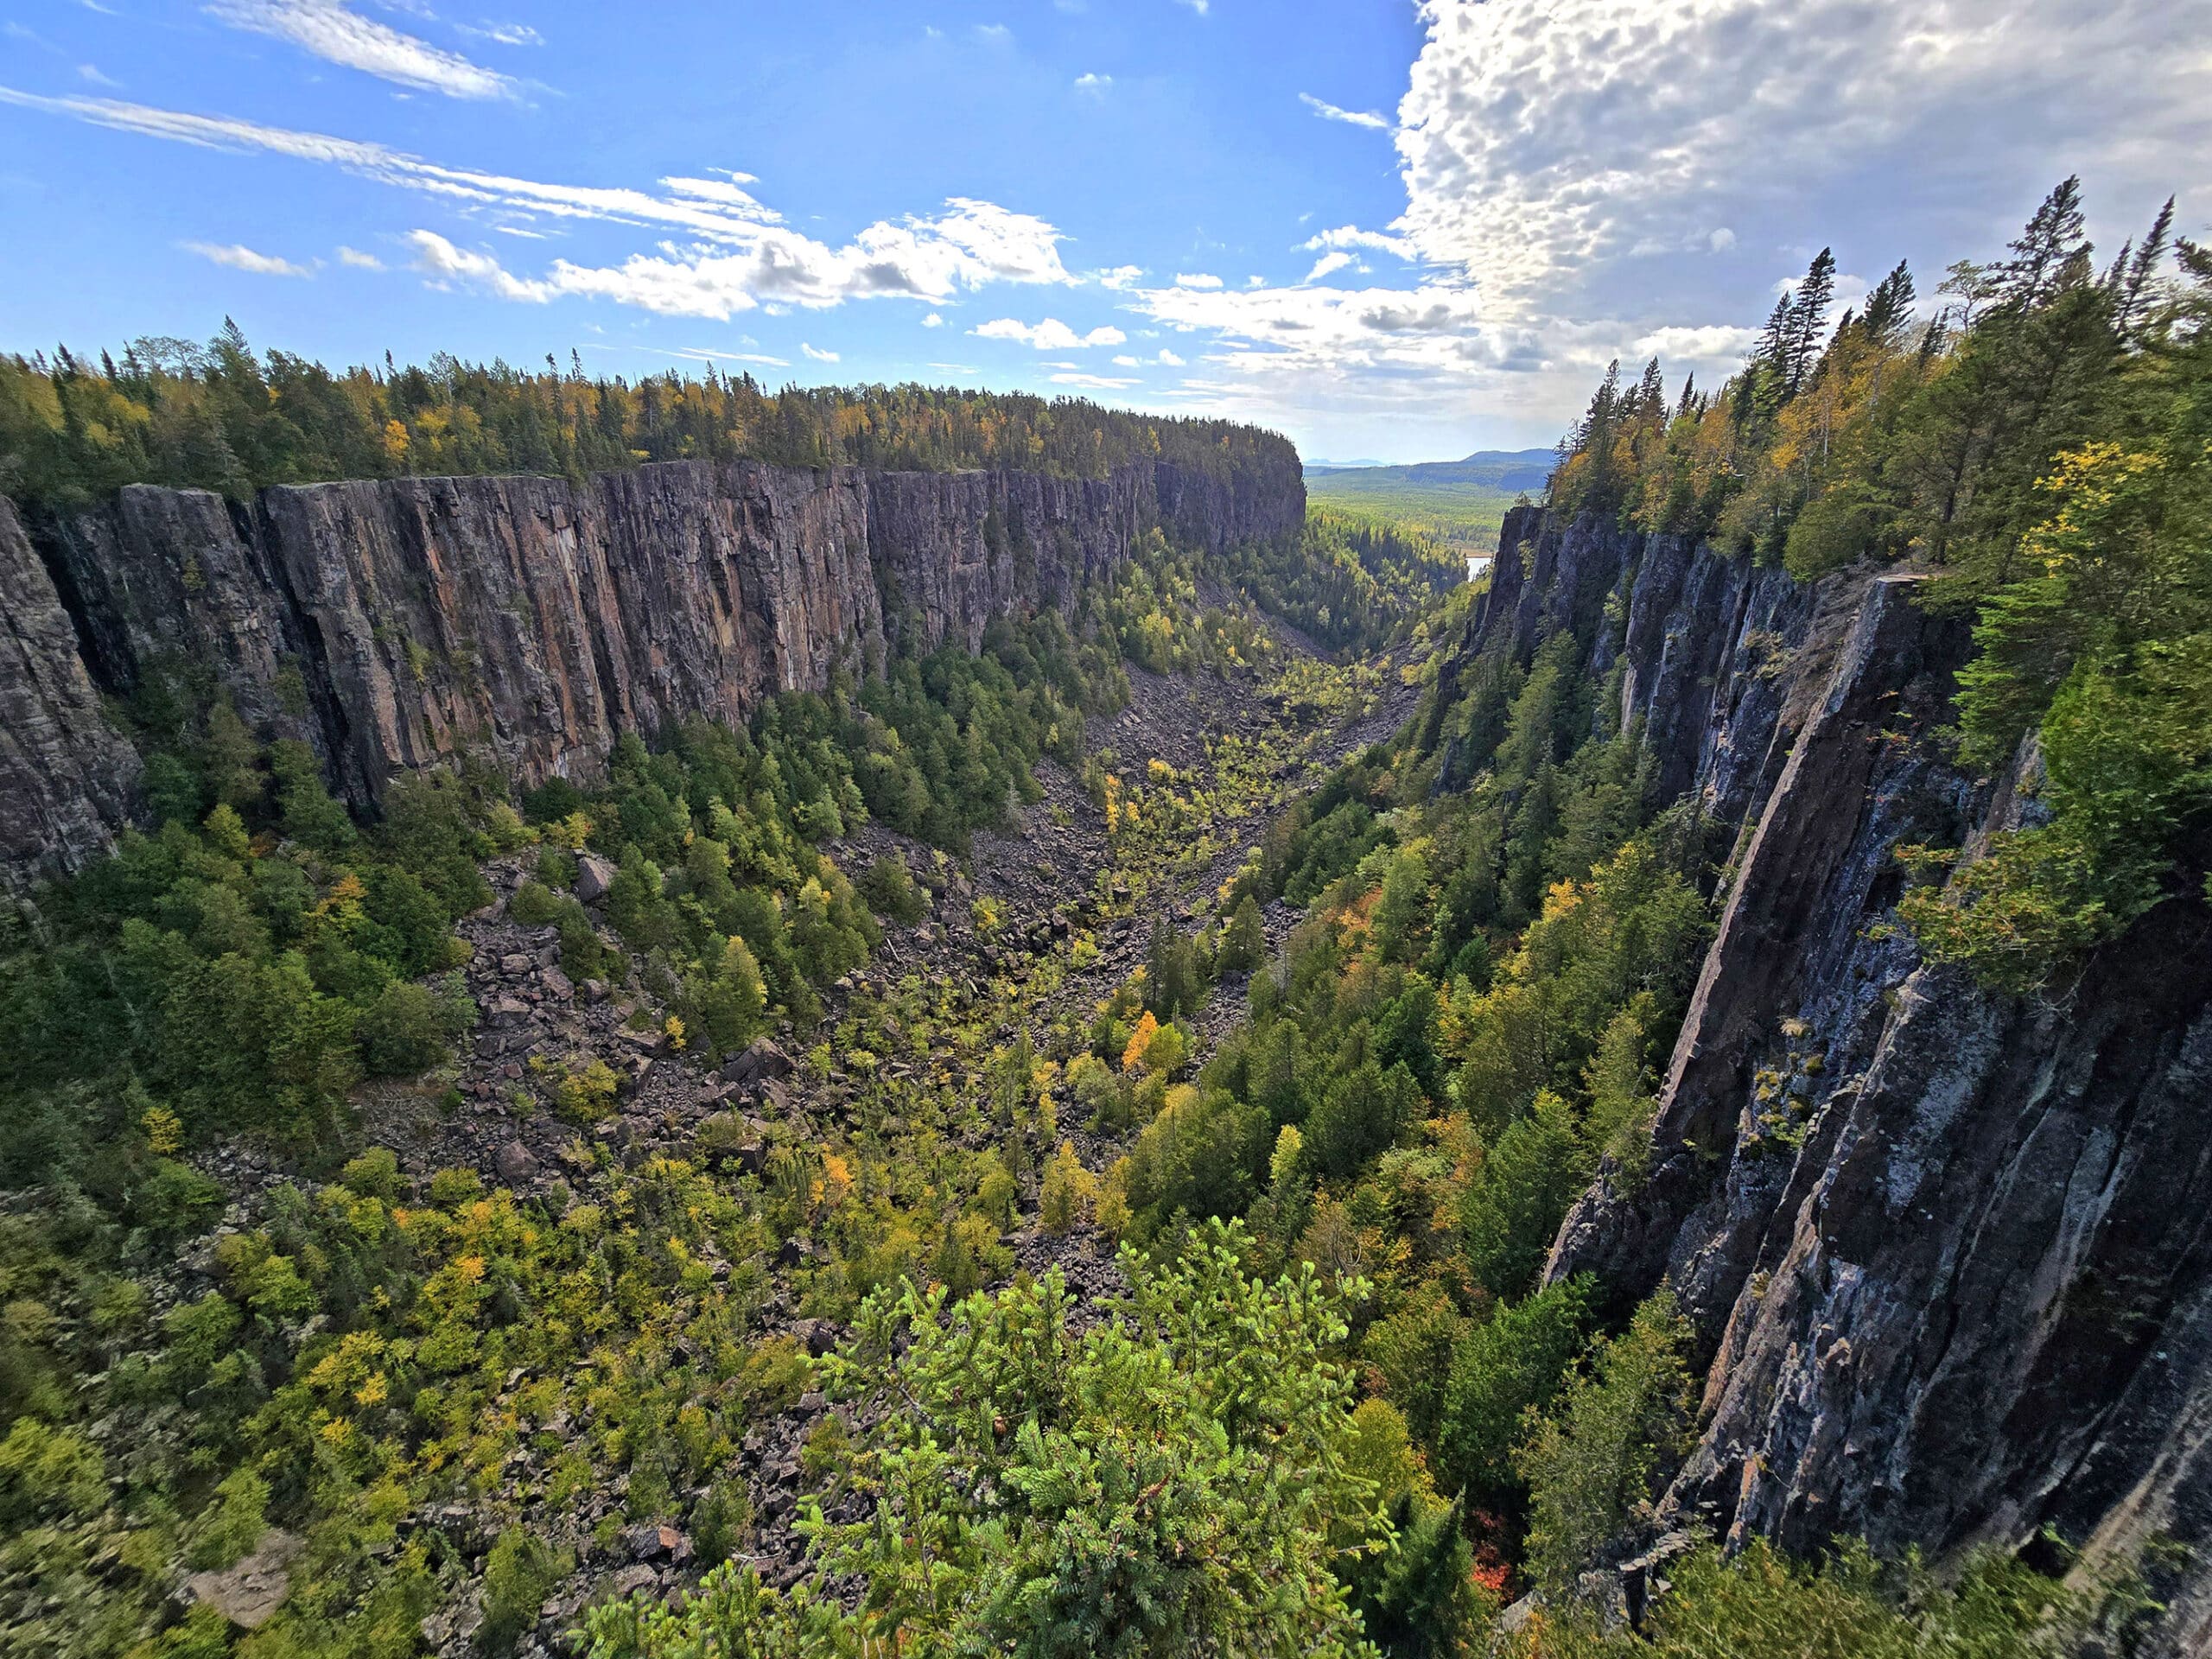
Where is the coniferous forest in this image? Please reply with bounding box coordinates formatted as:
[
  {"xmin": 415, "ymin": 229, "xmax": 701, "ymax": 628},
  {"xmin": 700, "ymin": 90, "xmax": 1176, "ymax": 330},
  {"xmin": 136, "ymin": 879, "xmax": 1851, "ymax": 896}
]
[{"xmin": 0, "ymin": 175, "xmax": 2206, "ymax": 1659}]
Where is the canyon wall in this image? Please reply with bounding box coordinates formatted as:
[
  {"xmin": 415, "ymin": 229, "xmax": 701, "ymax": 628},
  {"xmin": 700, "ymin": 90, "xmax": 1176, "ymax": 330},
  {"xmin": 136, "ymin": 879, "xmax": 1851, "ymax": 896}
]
[
  {"xmin": 3, "ymin": 455, "xmax": 1300, "ymax": 891},
  {"xmin": 1466, "ymin": 506, "xmax": 2212, "ymax": 1651}
]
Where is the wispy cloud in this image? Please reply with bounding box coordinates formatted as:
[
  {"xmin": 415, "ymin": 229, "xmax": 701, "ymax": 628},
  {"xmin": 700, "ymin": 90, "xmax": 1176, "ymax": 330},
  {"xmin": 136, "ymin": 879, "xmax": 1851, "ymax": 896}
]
[
  {"xmin": 77, "ymin": 63, "xmax": 121, "ymax": 88},
  {"xmin": 974, "ymin": 316, "xmax": 1126, "ymax": 349},
  {"xmin": 181, "ymin": 239, "xmax": 314, "ymax": 276},
  {"xmin": 0, "ymin": 87, "xmax": 1079, "ymax": 319},
  {"xmin": 801, "ymin": 342, "xmax": 840, "ymax": 362},
  {"xmin": 335, "ymin": 244, "xmax": 384, "ymax": 269},
  {"xmin": 206, "ymin": 0, "xmax": 522, "ymax": 101},
  {"xmin": 455, "ymin": 21, "xmax": 543, "ymax": 48},
  {"xmin": 1300, "ymin": 92, "xmax": 1389, "ymax": 130},
  {"xmin": 1051, "ymin": 371, "xmax": 1138, "ymax": 389},
  {"xmin": 1305, "ymin": 251, "xmax": 1355, "ymax": 283},
  {"xmin": 1303, "ymin": 225, "xmax": 1414, "ymax": 259}
]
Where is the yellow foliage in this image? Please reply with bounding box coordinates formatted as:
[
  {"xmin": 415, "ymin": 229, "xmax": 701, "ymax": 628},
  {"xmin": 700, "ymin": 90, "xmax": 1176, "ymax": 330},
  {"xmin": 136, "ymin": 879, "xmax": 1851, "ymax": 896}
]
[{"xmin": 1121, "ymin": 1010, "xmax": 1160, "ymax": 1073}]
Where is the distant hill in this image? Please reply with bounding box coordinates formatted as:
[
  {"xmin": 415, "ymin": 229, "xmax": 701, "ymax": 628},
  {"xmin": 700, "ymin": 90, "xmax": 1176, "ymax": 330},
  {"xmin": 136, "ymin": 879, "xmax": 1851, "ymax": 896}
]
[{"xmin": 1301, "ymin": 447, "xmax": 1552, "ymax": 550}]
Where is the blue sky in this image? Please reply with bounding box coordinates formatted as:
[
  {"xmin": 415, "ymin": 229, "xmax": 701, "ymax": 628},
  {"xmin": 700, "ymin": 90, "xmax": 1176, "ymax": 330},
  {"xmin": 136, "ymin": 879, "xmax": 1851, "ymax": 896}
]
[{"xmin": 3, "ymin": 2, "xmax": 2207, "ymax": 462}]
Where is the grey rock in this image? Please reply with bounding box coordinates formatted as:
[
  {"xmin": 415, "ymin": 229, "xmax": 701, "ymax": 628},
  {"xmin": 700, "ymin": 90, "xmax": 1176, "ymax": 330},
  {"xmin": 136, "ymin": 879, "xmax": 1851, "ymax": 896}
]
[
  {"xmin": 185, "ymin": 1529, "xmax": 303, "ymax": 1630},
  {"xmin": 575, "ymin": 855, "xmax": 617, "ymax": 905},
  {"xmin": 0, "ymin": 497, "xmax": 141, "ymax": 890},
  {"xmin": 493, "ymin": 1140, "xmax": 541, "ymax": 1187}
]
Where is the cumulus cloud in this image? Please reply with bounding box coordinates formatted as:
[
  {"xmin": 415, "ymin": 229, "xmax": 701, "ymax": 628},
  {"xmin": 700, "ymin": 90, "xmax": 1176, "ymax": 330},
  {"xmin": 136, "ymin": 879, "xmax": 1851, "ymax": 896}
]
[
  {"xmin": 923, "ymin": 312, "xmax": 945, "ymax": 327},
  {"xmin": 1173, "ymin": 272, "xmax": 1222, "ymax": 289},
  {"xmin": 206, "ymin": 0, "xmax": 521, "ymax": 101},
  {"xmin": 1300, "ymin": 92, "xmax": 1389, "ymax": 130},
  {"xmin": 1074, "ymin": 72, "xmax": 1111, "ymax": 94},
  {"xmin": 181, "ymin": 239, "xmax": 314, "ymax": 276},
  {"xmin": 1097, "ymin": 264, "xmax": 1144, "ymax": 289},
  {"xmin": 1156, "ymin": 348, "xmax": 1185, "ymax": 366},
  {"xmin": 974, "ymin": 316, "xmax": 1126, "ymax": 349},
  {"xmin": 0, "ymin": 87, "xmax": 1079, "ymax": 321},
  {"xmin": 1394, "ymin": 0, "xmax": 2212, "ymax": 326}
]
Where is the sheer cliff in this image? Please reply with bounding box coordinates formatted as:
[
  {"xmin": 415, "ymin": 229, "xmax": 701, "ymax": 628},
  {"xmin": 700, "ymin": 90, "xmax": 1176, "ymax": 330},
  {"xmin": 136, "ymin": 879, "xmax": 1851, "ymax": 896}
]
[
  {"xmin": 0, "ymin": 455, "xmax": 1300, "ymax": 891},
  {"xmin": 1461, "ymin": 505, "xmax": 2212, "ymax": 1650}
]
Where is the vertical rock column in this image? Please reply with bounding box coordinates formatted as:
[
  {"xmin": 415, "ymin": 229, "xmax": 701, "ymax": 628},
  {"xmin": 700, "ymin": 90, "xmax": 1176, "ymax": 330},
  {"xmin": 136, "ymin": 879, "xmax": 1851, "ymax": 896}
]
[{"xmin": 0, "ymin": 496, "xmax": 140, "ymax": 889}]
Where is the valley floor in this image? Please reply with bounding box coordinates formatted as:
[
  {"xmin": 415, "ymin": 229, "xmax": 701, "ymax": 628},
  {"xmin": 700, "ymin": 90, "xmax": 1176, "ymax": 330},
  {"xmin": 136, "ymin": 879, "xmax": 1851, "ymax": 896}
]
[{"xmin": 177, "ymin": 628, "xmax": 1418, "ymax": 1652}]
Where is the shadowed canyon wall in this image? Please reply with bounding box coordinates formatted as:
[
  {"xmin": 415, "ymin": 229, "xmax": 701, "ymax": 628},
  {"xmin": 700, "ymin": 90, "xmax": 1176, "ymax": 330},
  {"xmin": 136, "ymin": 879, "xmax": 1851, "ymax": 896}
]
[
  {"xmin": 1459, "ymin": 505, "xmax": 2212, "ymax": 1651},
  {"xmin": 0, "ymin": 455, "xmax": 1300, "ymax": 891}
]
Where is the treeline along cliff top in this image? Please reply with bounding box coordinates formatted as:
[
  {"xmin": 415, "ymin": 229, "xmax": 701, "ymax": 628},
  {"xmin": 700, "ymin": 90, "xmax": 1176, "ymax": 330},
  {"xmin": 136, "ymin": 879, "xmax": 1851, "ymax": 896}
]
[{"xmin": 0, "ymin": 331, "xmax": 1298, "ymax": 506}]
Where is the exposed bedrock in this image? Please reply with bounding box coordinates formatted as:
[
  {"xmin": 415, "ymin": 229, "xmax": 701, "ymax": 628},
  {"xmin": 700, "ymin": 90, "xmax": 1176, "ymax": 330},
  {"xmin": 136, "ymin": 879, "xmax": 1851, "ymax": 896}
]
[
  {"xmin": 1449, "ymin": 508, "xmax": 2212, "ymax": 1649},
  {"xmin": 2, "ymin": 455, "xmax": 1300, "ymax": 887}
]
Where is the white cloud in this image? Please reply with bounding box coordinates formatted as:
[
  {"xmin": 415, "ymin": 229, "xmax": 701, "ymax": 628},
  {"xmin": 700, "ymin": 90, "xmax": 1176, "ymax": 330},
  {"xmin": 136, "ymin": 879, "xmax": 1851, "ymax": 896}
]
[
  {"xmin": 801, "ymin": 343, "xmax": 840, "ymax": 362},
  {"xmin": 0, "ymin": 88, "xmax": 1080, "ymax": 320},
  {"xmin": 974, "ymin": 316, "xmax": 1126, "ymax": 349},
  {"xmin": 1110, "ymin": 354, "xmax": 1141, "ymax": 366},
  {"xmin": 1630, "ymin": 323, "xmax": 1761, "ymax": 367},
  {"xmin": 976, "ymin": 22, "xmax": 1011, "ymax": 42},
  {"xmin": 455, "ymin": 22, "xmax": 543, "ymax": 47},
  {"xmin": 1156, "ymin": 347, "xmax": 1185, "ymax": 366},
  {"xmin": 923, "ymin": 312, "xmax": 945, "ymax": 327},
  {"xmin": 1708, "ymin": 227, "xmax": 1736, "ymax": 252},
  {"xmin": 408, "ymin": 230, "xmax": 551, "ymax": 300},
  {"xmin": 1097, "ymin": 264, "xmax": 1144, "ymax": 289},
  {"xmin": 1395, "ymin": 0, "xmax": 2212, "ymax": 326},
  {"xmin": 1300, "ymin": 92, "xmax": 1389, "ymax": 130},
  {"xmin": 1303, "ymin": 225, "xmax": 1415, "ymax": 259},
  {"xmin": 1305, "ymin": 251, "xmax": 1355, "ymax": 283},
  {"xmin": 335, "ymin": 244, "xmax": 384, "ymax": 268},
  {"xmin": 1173, "ymin": 272, "xmax": 1222, "ymax": 289},
  {"xmin": 1050, "ymin": 372, "xmax": 1139, "ymax": 389},
  {"xmin": 1074, "ymin": 73, "xmax": 1111, "ymax": 93},
  {"xmin": 206, "ymin": 0, "xmax": 521, "ymax": 101},
  {"xmin": 77, "ymin": 63, "xmax": 120, "ymax": 87},
  {"xmin": 181, "ymin": 239, "xmax": 314, "ymax": 276},
  {"xmin": 1172, "ymin": 0, "xmax": 1209, "ymax": 13}
]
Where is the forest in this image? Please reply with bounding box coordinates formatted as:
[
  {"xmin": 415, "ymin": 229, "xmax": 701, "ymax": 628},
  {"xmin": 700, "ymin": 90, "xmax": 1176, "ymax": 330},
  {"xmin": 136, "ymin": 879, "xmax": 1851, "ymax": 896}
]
[
  {"xmin": 0, "ymin": 174, "xmax": 2205, "ymax": 1659},
  {"xmin": 0, "ymin": 332, "xmax": 1296, "ymax": 507}
]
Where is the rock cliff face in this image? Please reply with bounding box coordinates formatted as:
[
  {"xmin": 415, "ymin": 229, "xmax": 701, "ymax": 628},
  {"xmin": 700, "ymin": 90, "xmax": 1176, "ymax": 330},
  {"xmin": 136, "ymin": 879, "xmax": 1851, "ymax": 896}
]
[
  {"xmin": 3, "ymin": 455, "xmax": 1299, "ymax": 887},
  {"xmin": 1465, "ymin": 506, "xmax": 2212, "ymax": 1651},
  {"xmin": 0, "ymin": 496, "xmax": 142, "ymax": 887}
]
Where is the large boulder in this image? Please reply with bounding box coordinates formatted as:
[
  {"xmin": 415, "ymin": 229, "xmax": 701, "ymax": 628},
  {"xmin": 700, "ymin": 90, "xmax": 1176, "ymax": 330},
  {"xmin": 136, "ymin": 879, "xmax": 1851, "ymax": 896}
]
[
  {"xmin": 575, "ymin": 853, "xmax": 617, "ymax": 905},
  {"xmin": 721, "ymin": 1038, "xmax": 795, "ymax": 1090}
]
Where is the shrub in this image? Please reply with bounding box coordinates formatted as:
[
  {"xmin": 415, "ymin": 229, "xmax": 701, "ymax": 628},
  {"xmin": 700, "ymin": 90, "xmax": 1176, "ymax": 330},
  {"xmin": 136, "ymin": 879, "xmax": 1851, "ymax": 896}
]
[
  {"xmin": 481, "ymin": 1526, "xmax": 564, "ymax": 1652},
  {"xmin": 357, "ymin": 980, "xmax": 452, "ymax": 1077},
  {"xmin": 1516, "ymin": 1284, "xmax": 1695, "ymax": 1597},
  {"xmin": 858, "ymin": 851, "xmax": 929, "ymax": 925}
]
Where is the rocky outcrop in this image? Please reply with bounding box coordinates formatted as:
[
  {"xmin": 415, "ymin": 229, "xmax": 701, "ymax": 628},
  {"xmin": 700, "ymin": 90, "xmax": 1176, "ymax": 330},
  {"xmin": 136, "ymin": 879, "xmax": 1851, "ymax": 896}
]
[
  {"xmin": 0, "ymin": 495, "xmax": 140, "ymax": 890},
  {"xmin": 1458, "ymin": 508, "xmax": 2212, "ymax": 1651},
  {"xmin": 4, "ymin": 454, "xmax": 1299, "ymax": 885}
]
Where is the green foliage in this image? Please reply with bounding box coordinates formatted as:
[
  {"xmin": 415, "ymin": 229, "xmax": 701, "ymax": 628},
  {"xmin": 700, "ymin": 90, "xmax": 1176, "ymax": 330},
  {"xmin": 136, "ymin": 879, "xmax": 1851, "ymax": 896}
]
[
  {"xmin": 856, "ymin": 850, "xmax": 928, "ymax": 925},
  {"xmin": 1503, "ymin": 1539, "xmax": 2083, "ymax": 1658},
  {"xmin": 1515, "ymin": 1286, "xmax": 1696, "ymax": 1597},
  {"xmin": 583, "ymin": 1223, "xmax": 1384, "ymax": 1658},
  {"xmin": 1545, "ymin": 181, "xmax": 2209, "ymax": 990},
  {"xmin": 482, "ymin": 1526, "xmax": 566, "ymax": 1653},
  {"xmin": 1436, "ymin": 1278, "xmax": 1593, "ymax": 1515},
  {"xmin": 4, "ymin": 328, "xmax": 1295, "ymax": 506},
  {"xmin": 1219, "ymin": 508, "xmax": 1468, "ymax": 654}
]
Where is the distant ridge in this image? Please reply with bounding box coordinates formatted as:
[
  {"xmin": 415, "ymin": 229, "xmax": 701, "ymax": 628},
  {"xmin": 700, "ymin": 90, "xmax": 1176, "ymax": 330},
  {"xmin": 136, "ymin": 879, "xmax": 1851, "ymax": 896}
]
[
  {"xmin": 1303, "ymin": 447, "xmax": 1554, "ymax": 492},
  {"xmin": 1301, "ymin": 447, "xmax": 1552, "ymax": 549}
]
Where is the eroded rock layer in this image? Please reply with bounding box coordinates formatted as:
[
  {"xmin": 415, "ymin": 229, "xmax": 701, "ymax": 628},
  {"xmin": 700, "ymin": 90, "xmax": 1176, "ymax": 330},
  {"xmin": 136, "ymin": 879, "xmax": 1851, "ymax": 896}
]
[{"xmin": 1458, "ymin": 506, "xmax": 2212, "ymax": 1652}]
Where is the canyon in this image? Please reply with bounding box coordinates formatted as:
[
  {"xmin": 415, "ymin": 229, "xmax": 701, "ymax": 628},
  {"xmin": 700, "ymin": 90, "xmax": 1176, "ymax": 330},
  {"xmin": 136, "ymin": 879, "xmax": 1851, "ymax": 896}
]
[
  {"xmin": 0, "ymin": 454, "xmax": 1300, "ymax": 891},
  {"xmin": 1465, "ymin": 505, "xmax": 2211, "ymax": 1650}
]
